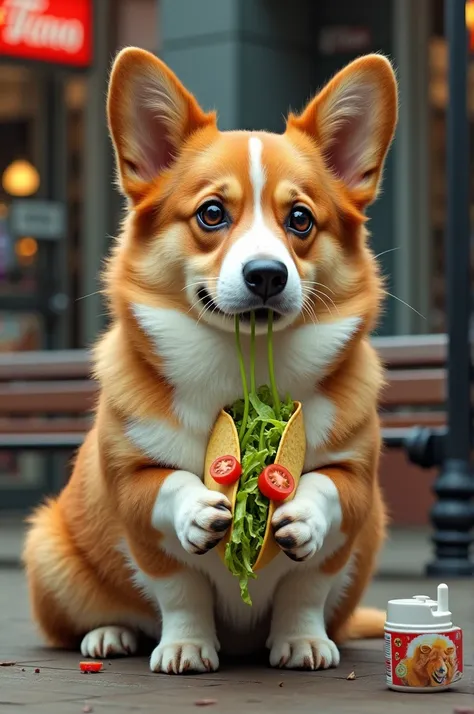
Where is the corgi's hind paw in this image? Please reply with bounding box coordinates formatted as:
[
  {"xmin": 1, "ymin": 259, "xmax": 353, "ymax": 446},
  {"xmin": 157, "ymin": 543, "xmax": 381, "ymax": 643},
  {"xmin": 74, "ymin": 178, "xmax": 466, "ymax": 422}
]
[
  {"xmin": 80, "ymin": 626, "xmax": 138, "ymax": 658},
  {"xmin": 269, "ymin": 636, "xmax": 340, "ymax": 670},
  {"xmin": 150, "ymin": 640, "xmax": 219, "ymax": 674}
]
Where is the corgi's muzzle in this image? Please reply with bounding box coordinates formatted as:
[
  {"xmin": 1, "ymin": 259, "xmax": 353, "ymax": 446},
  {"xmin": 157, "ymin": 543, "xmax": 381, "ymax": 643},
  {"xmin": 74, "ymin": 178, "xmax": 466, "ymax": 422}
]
[
  {"xmin": 197, "ymin": 259, "xmax": 295, "ymax": 326},
  {"xmin": 196, "ymin": 285, "xmax": 282, "ymax": 324}
]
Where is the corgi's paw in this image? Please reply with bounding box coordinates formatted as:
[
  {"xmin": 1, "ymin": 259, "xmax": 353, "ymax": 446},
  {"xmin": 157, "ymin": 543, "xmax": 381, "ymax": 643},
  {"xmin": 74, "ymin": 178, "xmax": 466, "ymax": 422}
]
[
  {"xmin": 269, "ymin": 636, "xmax": 340, "ymax": 670},
  {"xmin": 175, "ymin": 490, "xmax": 232, "ymax": 555},
  {"xmin": 80, "ymin": 626, "xmax": 137, "ymax": 658},
  {"xmin": 272, "ymin": 501, "xmax": 327, "ymax": 562},
  {"xmin": 150, "ymin": 640, "xmax": 219, "ymax": 674}
]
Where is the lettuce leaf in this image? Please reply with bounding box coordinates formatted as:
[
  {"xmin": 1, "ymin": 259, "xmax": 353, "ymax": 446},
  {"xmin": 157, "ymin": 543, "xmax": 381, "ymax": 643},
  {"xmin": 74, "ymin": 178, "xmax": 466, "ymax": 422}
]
[
  {"xmin": 224, "ymin": 312, "xmax": 294, "ymax": 605},
  {"xmin": 225, "ymin": 389, "xmax": 294, "ymax": 604}
]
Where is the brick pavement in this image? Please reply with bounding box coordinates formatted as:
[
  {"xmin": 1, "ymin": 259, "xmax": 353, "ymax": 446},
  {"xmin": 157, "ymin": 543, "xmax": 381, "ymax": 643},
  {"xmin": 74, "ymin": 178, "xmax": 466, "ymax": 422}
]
[{"xmin": 0, "ymin": 561, "xmax": 472, "ymax": 712}]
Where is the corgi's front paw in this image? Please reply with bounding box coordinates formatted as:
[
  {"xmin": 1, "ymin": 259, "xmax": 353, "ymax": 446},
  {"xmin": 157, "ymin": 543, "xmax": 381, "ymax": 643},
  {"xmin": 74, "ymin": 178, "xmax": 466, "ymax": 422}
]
[
  {"xmin": 272, "ymin": 500, "xmax": 328, "ymax": 562},
  {"xmin": 269, "ymin": 636, "xmax": 340, "ymax": 670},
  {"xmin": 150, "ymin": 640, "xmax": 219, "ymax": 674},
  {"xmin": 80, "ymin": 626, "xmax": 137, "ymax": 658},
  {"xmin": 175, "ymin": 490, "xmax": 232, "ymax": 555}
]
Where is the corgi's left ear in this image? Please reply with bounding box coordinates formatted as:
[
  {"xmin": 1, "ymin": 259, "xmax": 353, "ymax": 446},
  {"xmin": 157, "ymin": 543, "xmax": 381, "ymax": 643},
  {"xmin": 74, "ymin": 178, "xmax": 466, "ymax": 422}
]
[
  {"xmin": 107, "ymin": 47, "xmax": 216, "ymax": 204},
  {"xmin": 287, "ymin": 54, "xmax": 398, "ymax": 209}
]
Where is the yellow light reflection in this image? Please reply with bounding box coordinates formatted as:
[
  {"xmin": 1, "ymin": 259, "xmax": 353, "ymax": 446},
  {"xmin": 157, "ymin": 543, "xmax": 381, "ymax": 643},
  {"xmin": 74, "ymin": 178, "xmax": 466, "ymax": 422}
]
[
  {"xmin": 15, "ymin": 236, "xmax": 38, "ymax": 259},
  {"xmin": 2, "ymin": 160, "xmax": 40, "ymax": 197}
]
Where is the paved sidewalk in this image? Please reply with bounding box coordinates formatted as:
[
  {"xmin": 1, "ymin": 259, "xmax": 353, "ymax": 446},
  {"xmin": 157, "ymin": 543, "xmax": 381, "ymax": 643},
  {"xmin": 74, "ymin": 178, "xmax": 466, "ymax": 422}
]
[{"xmin": 0, "ymin": 566, "xmax": 472, "ymax": 714}]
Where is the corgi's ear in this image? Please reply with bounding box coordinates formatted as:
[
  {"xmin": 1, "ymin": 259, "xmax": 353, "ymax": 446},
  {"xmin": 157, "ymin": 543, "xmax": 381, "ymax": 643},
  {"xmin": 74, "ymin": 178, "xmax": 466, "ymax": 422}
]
[
  {"xmin": 107, "ymin": 47, "xmax": 215, "ymax": 203},
  {"xmin": 287, "ymin": 54, "xmax": 397, "ymax": 209}
]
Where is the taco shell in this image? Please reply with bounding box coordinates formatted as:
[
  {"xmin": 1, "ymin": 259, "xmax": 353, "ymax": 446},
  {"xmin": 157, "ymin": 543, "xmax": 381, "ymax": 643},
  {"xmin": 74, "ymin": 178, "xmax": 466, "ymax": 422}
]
[{"xmin": 203, "ymin": 401, "xmax": 306, "ymax": 570}]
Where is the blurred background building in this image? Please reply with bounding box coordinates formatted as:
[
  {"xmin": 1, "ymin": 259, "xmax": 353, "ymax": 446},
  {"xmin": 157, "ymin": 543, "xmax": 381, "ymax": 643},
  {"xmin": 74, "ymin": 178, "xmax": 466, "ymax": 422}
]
[
  {"xmin": 0, "ymin": 0, "xmax": 471, "ymax": 353},
  {"xmin": 0, "ymin": 0, "xmax": 472, "ymax": 510}
]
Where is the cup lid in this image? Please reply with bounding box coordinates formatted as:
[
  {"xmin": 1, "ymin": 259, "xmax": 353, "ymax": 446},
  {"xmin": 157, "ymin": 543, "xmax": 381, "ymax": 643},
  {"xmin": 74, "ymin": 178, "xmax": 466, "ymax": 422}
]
[{"xmin": 386, "ymin": 583, "xmax": 453, "ymax": 629}]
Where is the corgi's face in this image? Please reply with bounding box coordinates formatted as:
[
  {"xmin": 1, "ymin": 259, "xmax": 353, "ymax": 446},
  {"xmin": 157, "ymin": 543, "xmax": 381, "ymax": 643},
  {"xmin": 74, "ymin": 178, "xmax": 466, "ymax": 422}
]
[{"xmin": 106, "ymin": 49, "xmax": 397, "ymax": 335}]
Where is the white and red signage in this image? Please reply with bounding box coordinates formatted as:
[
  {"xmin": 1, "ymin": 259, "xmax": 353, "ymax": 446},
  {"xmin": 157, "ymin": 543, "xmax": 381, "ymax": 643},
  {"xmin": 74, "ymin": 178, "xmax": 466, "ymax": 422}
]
[{"xmin": 0, "ymin": 0, "xmax": 92, "ymax": 67}]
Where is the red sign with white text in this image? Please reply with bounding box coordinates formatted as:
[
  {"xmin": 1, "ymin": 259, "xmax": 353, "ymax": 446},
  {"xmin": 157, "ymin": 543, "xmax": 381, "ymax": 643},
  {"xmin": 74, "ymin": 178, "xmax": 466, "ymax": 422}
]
[{"xmin": 0, "ymin": 0, "xmax": 92, "ymax": 67}]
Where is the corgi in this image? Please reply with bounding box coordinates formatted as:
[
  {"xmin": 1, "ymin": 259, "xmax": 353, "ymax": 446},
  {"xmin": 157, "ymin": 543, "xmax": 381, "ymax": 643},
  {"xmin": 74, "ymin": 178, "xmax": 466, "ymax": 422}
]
[{"xmin": 23, "ymin": 48, "xmax": 397, "ymax": 674}]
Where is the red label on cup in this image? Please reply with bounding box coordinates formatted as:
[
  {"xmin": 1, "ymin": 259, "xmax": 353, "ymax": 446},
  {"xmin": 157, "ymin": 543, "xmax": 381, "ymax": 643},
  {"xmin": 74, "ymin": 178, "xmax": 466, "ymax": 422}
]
[{"xmin": 385, "ymin": 629, "xmax": 463, "ymax": 689}]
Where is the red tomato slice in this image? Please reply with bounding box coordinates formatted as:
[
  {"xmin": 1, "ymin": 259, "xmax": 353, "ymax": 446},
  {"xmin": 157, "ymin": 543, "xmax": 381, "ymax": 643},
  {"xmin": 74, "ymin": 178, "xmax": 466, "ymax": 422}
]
[
  {"xmin": 258, "ymin": 464, "xmax": 295, "ymax": 501},
  {"xmin": 80, "ymin": 661, "xmax": 103, "ymax": 673},
  {"xmin": 210, "ymin": 455, "xmax": 242, "ymax": 485}
]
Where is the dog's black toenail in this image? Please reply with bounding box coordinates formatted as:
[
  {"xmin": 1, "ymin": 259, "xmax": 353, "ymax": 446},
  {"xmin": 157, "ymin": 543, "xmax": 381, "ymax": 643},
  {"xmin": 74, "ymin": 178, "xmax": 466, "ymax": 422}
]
[
  {"xmin": 286, "ymin": 552, "xmax": 304, "ymax": 562},
  {"xmin": 188, "ymin": 539, "xmax": 205, "ymax": 554},
  {"xmin": 211, "ymin": 518, "xmax": 231, "ymax": 532},
  {"xmin": 275, "ymin": 535, "xmax": 296, "ymax": 549},
  {"xmin": 205, "ymin": 538, "xmax": 221, "ymax": 550},
  {"xmin": 274, "ymin": 518, "xmax": 292, "ymax": 531}
]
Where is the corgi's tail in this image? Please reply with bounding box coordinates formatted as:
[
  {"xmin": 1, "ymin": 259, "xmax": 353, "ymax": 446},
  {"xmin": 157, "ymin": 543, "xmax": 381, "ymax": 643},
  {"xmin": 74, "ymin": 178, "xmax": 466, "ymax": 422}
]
[{"xmin": 334, "ymin": 607, "xmax": 386, "ymax": 643}]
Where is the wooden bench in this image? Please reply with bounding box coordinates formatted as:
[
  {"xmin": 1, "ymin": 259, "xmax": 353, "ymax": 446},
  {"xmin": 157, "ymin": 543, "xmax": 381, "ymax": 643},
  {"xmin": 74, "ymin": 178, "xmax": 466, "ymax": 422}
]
[
  {"xmin": 375, "ymin": 333, "xmax": 447, "ymax": 451},
  {"xmin": 0, "ymin": 334, "xmax": 447, "ymax": 452},
  {"xmin": 0, "ymin": 336, "xmax": 449, "ymax": 523},
  {"xmin": 0, "ymin": 349, "xmax": 93, "ymax": 451}
]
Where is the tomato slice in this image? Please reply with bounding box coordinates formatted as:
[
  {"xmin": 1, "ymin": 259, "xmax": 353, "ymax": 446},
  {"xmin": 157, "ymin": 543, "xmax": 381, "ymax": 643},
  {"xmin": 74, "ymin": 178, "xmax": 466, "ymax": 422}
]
[
  {"xmin": 80, "ymin": 661, "xmax": 103, "ymax": 673},
  {"xmin": 210, "ymin": 455, "xmax": 242, "ymax": 485},
  {"xmin": 258, "ymin": 464, "xmax": 295, "ymax": 501}
]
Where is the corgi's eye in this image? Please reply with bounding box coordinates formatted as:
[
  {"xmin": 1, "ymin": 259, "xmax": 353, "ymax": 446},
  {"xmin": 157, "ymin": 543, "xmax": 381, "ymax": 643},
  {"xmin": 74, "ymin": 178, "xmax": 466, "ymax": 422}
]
[
  {"xmin": 287, "ymin": 206, "xmax": 314, "ymax": 237},
  {"xmin": 196, "ymin": 201, "xmax": 228, "ymax": 231}
]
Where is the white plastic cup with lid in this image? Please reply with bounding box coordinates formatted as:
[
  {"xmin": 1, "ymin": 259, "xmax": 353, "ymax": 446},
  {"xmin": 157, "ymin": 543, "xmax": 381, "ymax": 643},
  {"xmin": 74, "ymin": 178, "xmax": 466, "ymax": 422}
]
[{"xmin": 384, "ymin": 583, "xmax": 463, "ymax": 692}]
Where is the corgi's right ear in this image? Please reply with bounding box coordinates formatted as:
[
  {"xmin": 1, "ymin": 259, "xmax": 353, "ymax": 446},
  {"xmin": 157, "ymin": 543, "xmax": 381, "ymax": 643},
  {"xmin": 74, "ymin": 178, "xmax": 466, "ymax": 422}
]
[{"xmin": 107, "ymin": 48, "xmax": 216, "ymax": 204}]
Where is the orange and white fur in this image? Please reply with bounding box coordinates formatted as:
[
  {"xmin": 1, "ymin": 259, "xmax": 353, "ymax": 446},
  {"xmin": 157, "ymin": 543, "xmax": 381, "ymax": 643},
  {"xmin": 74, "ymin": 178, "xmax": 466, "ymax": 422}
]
[{"xmin": 23, "ymin": 48, "xmax": 398, "ymax": 674}]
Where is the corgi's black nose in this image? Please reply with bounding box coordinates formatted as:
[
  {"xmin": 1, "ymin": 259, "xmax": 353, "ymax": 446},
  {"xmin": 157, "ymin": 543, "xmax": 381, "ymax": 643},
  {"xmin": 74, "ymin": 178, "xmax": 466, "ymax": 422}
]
[{"xmin": 243, "ymin": 260, "xmax": 288, "ymax": 302}]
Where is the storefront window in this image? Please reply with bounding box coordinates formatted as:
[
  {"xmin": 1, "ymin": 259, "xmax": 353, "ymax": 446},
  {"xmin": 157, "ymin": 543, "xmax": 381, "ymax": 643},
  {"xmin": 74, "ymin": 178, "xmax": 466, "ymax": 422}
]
[
  {"xmin": 0, "ymin": 65, "xmax": 43, "ymax": 351},
  {"xmin": 428, "ymin": 0, "xmax": 474, "ymax": 333},
  {"xmin": 64, "ymin": 74, "xmax": 86, "ymax": 348},
  {"xmin": 0, "ymin": 62, "xmax": 86, "ymax": 502}
]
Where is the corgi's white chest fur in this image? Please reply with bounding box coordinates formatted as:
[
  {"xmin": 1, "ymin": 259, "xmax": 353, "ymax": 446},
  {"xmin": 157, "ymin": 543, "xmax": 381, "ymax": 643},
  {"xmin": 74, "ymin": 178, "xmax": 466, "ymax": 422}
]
[{"xmin": 128, "ymin": 305, "xmax": 360, "ymax": 473}]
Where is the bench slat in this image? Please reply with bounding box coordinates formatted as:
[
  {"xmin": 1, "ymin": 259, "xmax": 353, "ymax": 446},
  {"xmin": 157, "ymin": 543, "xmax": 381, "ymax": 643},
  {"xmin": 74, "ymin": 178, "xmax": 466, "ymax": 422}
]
[
  {"xmin": 0, "ymin": 418, "xmax": 91, "ymax": 434},
  {"xmin": 0, "ymin": 381, "xmax": 97, "ymax": 414},
  {"xmin": 0, "ymin": 433, "xmax": 85, "ymax": 450},
  {"xmin": 372, "ymin": 334, "xmax": 448, "ymax": 367},
  {"xmin": 381, "ymin": 369, "xmax": 446, "ymax": 406},
  {"xmin": 380, "ymin": 411, "xmax": 446, "ymax": 428},
  {"xmin": 0, "ymin": 350, "xmax": 90, "ymax": 380}
]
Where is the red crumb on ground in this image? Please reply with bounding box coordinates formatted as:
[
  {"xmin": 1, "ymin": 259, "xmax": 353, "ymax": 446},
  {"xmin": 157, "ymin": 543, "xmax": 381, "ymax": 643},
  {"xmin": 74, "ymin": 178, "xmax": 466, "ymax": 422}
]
[{"xmin": 79, "ymin": 662, "xmax": 103, "ymax": 673}]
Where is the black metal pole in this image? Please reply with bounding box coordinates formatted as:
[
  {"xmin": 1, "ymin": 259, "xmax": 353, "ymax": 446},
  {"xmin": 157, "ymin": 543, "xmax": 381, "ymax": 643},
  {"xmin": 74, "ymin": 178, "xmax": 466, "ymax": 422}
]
[{"xmin": 426, "ymin": 0, "xmax": 474, "ymax": 576}]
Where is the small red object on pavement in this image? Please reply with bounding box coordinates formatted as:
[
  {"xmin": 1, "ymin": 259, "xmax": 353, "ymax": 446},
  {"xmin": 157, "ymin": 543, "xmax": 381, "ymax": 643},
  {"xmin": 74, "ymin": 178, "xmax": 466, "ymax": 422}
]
[{"xmin": 80, "ymin": 661, "xmax": 103, "ymax": 673}]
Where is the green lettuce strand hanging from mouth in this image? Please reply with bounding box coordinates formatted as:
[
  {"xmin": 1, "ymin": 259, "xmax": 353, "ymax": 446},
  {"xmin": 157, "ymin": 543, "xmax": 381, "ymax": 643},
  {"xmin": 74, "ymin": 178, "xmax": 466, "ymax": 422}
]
[{"xmin": 224, "ymin": 312, "xmax": 294, "ymax": 605}]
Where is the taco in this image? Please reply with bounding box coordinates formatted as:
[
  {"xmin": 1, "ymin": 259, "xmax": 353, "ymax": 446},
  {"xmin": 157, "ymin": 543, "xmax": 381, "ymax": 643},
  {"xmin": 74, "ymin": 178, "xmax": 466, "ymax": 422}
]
[{"xmin": 204, "ymin": 312, "xmax": 306, "ymax": 604}]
